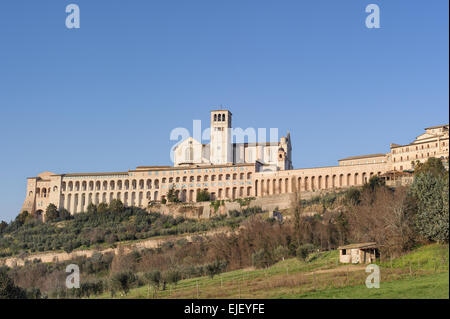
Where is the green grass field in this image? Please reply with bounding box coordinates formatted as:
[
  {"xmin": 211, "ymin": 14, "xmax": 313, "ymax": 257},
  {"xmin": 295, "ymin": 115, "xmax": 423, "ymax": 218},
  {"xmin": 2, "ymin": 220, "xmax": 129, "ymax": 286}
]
[
  {"xmin": 281, "ymin": 272, "xmax": 449, "ymax": 299},
  {"xmin": 97, "ymin": 244, "xmax": 449, "ymax": 299}
]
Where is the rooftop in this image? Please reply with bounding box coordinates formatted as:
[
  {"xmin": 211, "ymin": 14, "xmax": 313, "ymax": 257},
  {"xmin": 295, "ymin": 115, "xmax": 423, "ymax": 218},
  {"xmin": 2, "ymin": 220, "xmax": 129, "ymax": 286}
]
[
  {"xmin": 338, "ymin": 242, "xmax": 377, "ymax": 250},
  {"xmin": 338, "ymin": 153, "xmax": 386, "ymax": 162},
  {"xmin": 425, "ymin": 124, "xmax": 449, "ymax": 130}
]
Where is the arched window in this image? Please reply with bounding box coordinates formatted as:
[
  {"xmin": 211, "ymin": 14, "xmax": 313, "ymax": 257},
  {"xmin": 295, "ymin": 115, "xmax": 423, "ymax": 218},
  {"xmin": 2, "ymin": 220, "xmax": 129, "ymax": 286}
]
[{"xmin": 214, "ymin": 114, "xmax": 217, "ymax": 121}]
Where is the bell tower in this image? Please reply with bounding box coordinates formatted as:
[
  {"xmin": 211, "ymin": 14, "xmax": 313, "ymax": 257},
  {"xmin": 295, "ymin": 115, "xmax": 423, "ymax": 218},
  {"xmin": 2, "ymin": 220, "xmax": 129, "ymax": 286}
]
[{"xmin": 210, "ymin": 110, "xmax": 232, "ymax": 164}]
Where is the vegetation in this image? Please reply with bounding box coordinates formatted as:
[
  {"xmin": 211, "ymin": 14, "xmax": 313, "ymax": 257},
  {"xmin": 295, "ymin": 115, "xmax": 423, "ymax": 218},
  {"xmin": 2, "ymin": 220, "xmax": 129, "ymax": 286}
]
[
  {"xmin": 94, "ymin": 244, "xmax": 449, "ymax": 299},
  {"xmin": 196, "ymin": 190, "xmax": 210, "ymax": 202},
  {"xmin": 0, "ymin": 202, "xmax": 261, "ymax": 257},
  {"xmin": 0, "ymin": 158, "xmax": 448, "ymax": 299}
]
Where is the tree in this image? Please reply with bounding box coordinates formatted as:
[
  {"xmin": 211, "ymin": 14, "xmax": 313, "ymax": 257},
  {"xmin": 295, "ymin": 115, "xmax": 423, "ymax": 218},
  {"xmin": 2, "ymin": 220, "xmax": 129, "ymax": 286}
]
[
  {"xmin": 274, "ymin": 245, "xmax": 289, "ymax": 261},
  {"xmin": 59, "ymin": 208, "xmax": 71, "ymax": 220},
  {"xmin": 296, "ymin": 244, "xmax": 315, "ymax": 261},
  {"xmin": 45, "ymin": 204, "xmax": 59, "ymax": 222},
  {"xmin": 110, "ymin": 271, "xmax": 135, "ymax": 296},
  {"xmin": 251, "ymin": 248, "xmax": 274, "ymax": 269},
  {"xmin": 97, "ymin": 203, "xmax": 108, "ymax": 214},
  {"xmin": 344, "ymin": 187, "xmax": 361, "ymax": 205},
  {"xmin": 15, "ymin": 211, "xmax": 30, "ymax": 225},
  {"xmin": 414, "ymin": 157, "xmax": 447, "ymax": 177},
  {"xmin": 144, "ymin": 270, "xmax": 161, "ymax": 297},
  {"xmin": 109, "ymin": 199, "xmax": 124, "ymax": 213},
  {"xmin": 0, "ymin": 221, "xmax": 7, "ymax": 234},
  {"xmin": 167, "ymin": 185, "xmax": 180, "ymax": 203},
  {"xmin": 0, "ymin": 270, "xmax": 27, "ymax": 299},
  {"xmin": 165, "ymin": 270, "xmax": 181, "ymax": 286},
  {"xmin": 87, "ymin": 203, "xmax": 97, "ymax": 214},
  {"xmin": 196, "ymin": 190, "xmax": 210, "ymax": 202},
  {"xmin": 205, "ymin": 259, "xmax": 227, "ymax": 279},
  {"xmin": 410, "ymin": 172, "xmax": 449, "ymax": 243},
  {"xmin": 362, "ymin": 175, "xmax": 386, "ymax": 193}
]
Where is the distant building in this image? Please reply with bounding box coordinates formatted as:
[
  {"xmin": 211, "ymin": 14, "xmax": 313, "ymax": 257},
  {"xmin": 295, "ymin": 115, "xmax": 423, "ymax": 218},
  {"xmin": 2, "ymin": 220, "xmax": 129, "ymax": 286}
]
[
  {"xmin": 20, "ymin": 109, "xmax": 448, "ymax": 220},
  {"xmin": 338, "ymin": 242, "xmax": 379, "ymax": 264}
]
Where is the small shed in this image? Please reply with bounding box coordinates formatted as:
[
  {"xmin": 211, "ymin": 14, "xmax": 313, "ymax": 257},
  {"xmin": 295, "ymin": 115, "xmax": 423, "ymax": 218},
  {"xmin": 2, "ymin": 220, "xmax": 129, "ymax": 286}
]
[{"xmin": 338, "ymin": 242, "xmax": 379, "ymax": 264}]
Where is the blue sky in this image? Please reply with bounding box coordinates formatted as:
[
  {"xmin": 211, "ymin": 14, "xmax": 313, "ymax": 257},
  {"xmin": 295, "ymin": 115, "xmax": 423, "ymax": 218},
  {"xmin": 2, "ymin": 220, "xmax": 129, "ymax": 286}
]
[{"xmin": 0, "ymin": 1, "xmax": 448, "ymax": 221}]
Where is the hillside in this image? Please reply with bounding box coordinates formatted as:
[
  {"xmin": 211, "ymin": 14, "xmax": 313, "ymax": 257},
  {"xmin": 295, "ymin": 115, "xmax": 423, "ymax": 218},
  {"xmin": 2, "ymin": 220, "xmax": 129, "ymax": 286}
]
[{"xmin": 96, "ymin": 244, "xmax": 448, "ymax": 299}]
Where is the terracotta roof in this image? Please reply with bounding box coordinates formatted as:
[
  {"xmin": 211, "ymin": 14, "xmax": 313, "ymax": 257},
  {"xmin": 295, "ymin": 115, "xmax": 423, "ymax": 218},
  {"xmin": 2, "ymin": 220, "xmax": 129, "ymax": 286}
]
[{"xmin": 338, "ymin": 153, "xmax": 386, "ymax": 161}]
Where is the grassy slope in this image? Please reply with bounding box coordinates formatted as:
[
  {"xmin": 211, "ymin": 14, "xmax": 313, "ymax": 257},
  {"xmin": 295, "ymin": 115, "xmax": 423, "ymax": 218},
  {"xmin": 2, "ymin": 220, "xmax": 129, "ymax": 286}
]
[
  {"xmin": 291, "ymin": 272, "xmax": 449, "ymax": 299},
  {"xmin": 99, "ymin": 244, "xmax": 449, "ymax": 299}
]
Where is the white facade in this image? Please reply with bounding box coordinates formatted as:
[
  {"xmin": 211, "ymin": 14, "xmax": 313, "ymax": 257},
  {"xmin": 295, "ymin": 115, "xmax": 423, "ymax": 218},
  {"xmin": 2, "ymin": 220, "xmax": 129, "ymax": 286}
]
[{"xmin": 173, "ymin": 110, "xmax": 293, "ymax": 172}]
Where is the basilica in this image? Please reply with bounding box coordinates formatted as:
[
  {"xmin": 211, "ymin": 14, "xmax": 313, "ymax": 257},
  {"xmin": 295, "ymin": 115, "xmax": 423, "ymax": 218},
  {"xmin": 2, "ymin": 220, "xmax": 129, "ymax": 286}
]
[{"xmin": 20, "ymin": 110, "xmax": 449, "ymax": 218}]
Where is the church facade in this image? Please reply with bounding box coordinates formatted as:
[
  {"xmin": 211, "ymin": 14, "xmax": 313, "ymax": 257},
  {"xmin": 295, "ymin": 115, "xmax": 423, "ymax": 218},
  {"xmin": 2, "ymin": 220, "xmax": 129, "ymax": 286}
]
[{"xmin": 20, "ymin": 110, "xmax": 449, "ymax": 219}]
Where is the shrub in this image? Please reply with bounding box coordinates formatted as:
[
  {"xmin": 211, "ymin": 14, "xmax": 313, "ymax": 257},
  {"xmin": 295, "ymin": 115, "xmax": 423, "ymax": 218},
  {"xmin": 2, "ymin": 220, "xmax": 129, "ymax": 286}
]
[
  {"xmin": 251, "ymin": 248, "xmax": 274, "ymax": 269},
  {"xmin": 296, "ymin": 244, "xmax": 316, "ymax": 261},
  {"xmin": 110, "ymin": 271, "xmax": 135, "ymax": 295},
  {"xmin": 196, "ymin": 190, "xmax": 210, "ymax": 202}
]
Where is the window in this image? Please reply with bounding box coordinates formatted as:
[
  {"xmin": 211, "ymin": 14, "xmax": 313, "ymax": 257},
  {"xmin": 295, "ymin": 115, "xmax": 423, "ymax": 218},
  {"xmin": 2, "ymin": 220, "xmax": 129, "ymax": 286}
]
[{"xmin": 342, "ymin": 249, "xmax": 347, "ymax": 255}]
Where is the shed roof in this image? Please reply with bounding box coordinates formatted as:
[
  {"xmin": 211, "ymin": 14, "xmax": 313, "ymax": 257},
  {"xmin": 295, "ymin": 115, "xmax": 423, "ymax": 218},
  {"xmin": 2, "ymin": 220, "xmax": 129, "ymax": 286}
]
[{"xmin": 338, "ymin": 242, "xmax": 377, "ymax": 250}]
